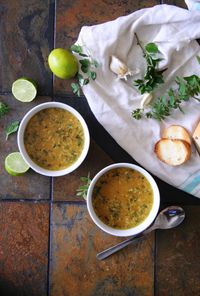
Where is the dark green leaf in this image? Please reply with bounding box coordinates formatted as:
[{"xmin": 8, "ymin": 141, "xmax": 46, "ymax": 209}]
[
  {"xmin": 83, "ymin": 78, "xmax": 89, "ymax": 85},
  {"xmin": 70, "ymin": 44, "xmax": 83, "ymax": 54},
  {"xmin": 197, "ymin": 56, "xmax": 200, "ymax": 64},
  {"xmin": 79, "ymin": 185, "xmax": 88, "ymax": 190},
  {"xmin": 71, "ymin": 83, "xmax": 81, "ymax": 97},
  {"xmin": 71, "ymin": 82, "xmax": 79, "ymax": 92},
  {"xmin": 77, "ymin": 74, "xmax": 89, "ymax": 87},
  {"xmin": 92, "ymin": 60, "xmax": 99, "ymax": 68},
  {"xmin": 132, "ymin": 108, "xmax": 143, "ymax": 120},
  {"xmin": 77, "ymin": 73, "xmax": 84, "ymax": 85},
  {"xmin": 184, "ymin": 75, "xmax": 199, "ymax": 86},
  {"xmin": 134, "ymin": 79, "xmax": 143, "ymax": 85},
  {"xmin": 5, "ymin": 120, "xmax": 20, "ymax": 140},
  {"xmin": 0, "ymin": 102, "xmax": 9, "ymax": 118},
  {"xmin": 145, "ymin": 43, "xmax": 159, "ymax": 54},
  {"xmin": 80, "ymin": 176, "xmax": 89, "ymax": 182},
  {"xmin": 79, "ymin": 53, "xmax": 88, "ymax": 57},
  {"xmin": 88, "ymin": 71, "xmax": 96, "ymax": 80},
  {"xmin": 80, "ymin": 59, "xmax": 90, "ymax": 73}
]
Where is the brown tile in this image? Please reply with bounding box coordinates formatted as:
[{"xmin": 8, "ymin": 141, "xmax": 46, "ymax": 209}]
[
  {"xmin": 0, "ymin": 202, "xmax": 49, "ymax": 296},
  {"xmin": 50, "ymin": 203, "xmax": 154, "ymax": 296},
  {"xmin": 54, "ymin": 0, "xmax": 160, "ymax": 95},
  {"xmin": 0, "ymin": 0, "xmax": 53, "ymax": 94},
  {"xmin": 53, "ymin": 139, "xmax": 113, "ymax": 201},
  {"xmin": 0, "ymin": 95, "xmax": 50, "ymax": 199},
  {"xmin": 156, "ymin": 206, "xmax": 200, "ymax": 296}
]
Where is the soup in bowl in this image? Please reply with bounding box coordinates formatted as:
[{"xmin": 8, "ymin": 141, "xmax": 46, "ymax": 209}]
[
  {"xmin": 18, "ymin": 102, "xmax": 90, "ymax": 177},
  {"xmin": 87, "ymin": 163, "xmax": 160, "ymax": 237}
]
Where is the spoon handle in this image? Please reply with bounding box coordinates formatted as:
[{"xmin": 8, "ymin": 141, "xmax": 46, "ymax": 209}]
[{"xmin": 96, "ymin": 232, "xmax": 145, "ymax": 260}]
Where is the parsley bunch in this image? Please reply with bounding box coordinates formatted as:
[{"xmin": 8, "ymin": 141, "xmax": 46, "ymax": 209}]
[
  {"xmin": 70, "ymin": 45, "xmax": 99, "ymax": 96},
  {"xmin": 132, "ymin": 59, "xmax": 200, "ymax": 121},
  {"xmin": 134, "ymin": 33, "xmax": 166, "ymax": 94}
]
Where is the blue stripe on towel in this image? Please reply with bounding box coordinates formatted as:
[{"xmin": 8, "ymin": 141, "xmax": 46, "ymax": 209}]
[{"xmin": 181, "ymin": 174, "xmax": 200, "ymax": 193}]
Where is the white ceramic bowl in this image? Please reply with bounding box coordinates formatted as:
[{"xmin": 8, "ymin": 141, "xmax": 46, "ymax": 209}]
[
  {"xmin": 17, "ymin": 102, "xmax": 90, "ymax": 177},
  {"xmin": 87, "ymin": 163, "xmax": 160, "ymax": 237}
]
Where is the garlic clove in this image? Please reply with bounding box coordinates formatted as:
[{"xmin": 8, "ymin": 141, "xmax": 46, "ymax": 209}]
[
  {"xmin": 140, "ymin": 92, "xmax": 153, "ymax": 108},
  {"xmin": 110, "ymin": 55, "xmax": 139, "ymax": 80}
]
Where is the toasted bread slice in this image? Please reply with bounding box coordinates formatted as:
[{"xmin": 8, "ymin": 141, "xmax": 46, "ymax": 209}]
[
  {"xmin": 155, "ymin": 139, "xmax": 191, "ymax": 166},
  {"xmin": 192, "ymin": 121, "xmax": 200, "ymax": 154},
  {"xmin": 162, "ymin": 125, "xmax": 191, "ymax": 145}
]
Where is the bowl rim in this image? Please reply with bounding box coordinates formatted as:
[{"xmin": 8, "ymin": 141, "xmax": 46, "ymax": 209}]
[
  {"xmin": 17, "ymin": 101, "xmax": 90, "ymax": 177},
  {"xmin": 87, "ymin": 163, "xmax": 160, "ymax": 237}
]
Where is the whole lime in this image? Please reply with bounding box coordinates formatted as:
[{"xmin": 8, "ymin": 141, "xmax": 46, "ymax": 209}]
[{"xmin": 48, "ymin": 48, "xmax": 78, "ymax": 79}]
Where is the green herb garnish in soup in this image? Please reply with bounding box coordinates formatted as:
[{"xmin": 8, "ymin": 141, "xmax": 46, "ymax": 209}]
[
  {"xmin": 92, "ymin": 168, "xmax": 153, "ymax": 229},
  {"xmin": 24, "ymin": 108, "xmax": 84, "ymax": 170}
]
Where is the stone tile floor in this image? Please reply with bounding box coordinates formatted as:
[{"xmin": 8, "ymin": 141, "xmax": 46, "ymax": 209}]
[{"xmin": 0, "ymin": 0, "xmax": 200, "ymax": 295}]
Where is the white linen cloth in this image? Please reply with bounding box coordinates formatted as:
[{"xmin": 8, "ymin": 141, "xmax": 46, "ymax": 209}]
[{"xmin": 76, "ymin": 4, "xmax": 200, "ymax": 198}]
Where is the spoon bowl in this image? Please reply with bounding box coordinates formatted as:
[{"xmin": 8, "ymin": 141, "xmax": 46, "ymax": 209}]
[{"xmin": 147, "ymin": 206, "xmax": 185, "ymax": 231}]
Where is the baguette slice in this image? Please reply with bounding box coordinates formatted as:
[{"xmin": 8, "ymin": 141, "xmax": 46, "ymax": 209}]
[
  {"xmin": 162, "ymin": 125, "xmax": 191, "ymax": 145},
  {"xmin": 192, "ymin": 121, "xmax": 200, "ymax": 154},
  {"xmin": 155, "ymin": 139, "xmax": 191, "ymax": 166}
]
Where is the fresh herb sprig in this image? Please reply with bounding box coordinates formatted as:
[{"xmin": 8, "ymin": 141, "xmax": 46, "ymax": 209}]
[
  {"xmin": 0, "ymin": 102, "xmax": 9, "ymax": 118},
  {"xmin": 76, "ymin": 173, "xmax": 91, "ymax": 200},
  {"xmin": 134, "ymin": 33, "xmax": 166, "ymax": 94},
  {"xmin": 132, "ymin": 59, "xmax": 200, "ymax": 121},
  {"xmin": 70, "ymin": 45, "xmax": 99, "ymax": 96},
  {"xmin": 5, "ymin": 120, "xmax": 20, "ymax": 140}
]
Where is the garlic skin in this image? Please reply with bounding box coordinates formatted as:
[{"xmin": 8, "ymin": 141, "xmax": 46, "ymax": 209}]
[
  {"xmin": 110, "ymin": 55, "xmax": 139, "ymax": 80},
  {"xmin": 140, "ymin": 93, "xmax": 153, "ymax": 108}
]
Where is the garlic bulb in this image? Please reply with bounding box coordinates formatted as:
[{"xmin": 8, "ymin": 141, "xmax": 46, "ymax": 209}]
[
  {"xmin": 110, "ymin": 55, "xmax": 139, "ymax": 80},
  {"xmin": 140, "ymin": 93, "xmax": 153, "ymax": 108}
]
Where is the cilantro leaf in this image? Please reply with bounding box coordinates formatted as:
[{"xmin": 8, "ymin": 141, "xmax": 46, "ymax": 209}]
[{"xmin": 5, "ymin": 120, "xmax": 20, "ymax": 140}]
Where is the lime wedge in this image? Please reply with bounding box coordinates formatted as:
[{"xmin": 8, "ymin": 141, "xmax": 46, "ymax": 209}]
[
  {"xmin": 12, "ymin": 78, "xmax": 37, "ymax": 102},
  {"xmin": 5, "ymin": 152, "xmax": 29, "ymax": 176}
]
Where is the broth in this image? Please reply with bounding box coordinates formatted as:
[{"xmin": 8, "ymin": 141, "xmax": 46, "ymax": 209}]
[
  {"xmin": 92, "ymin": 167, "xmax": 153, "ymax": 229},
  {"xmin": 24, "ymin": 107, "xmax": 84, "ymax": 170}
]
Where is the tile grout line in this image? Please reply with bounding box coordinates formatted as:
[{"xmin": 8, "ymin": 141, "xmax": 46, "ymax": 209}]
[
  {"xmin": 154, "ymin": 230, "xmax": 157, "ymax": 296},
  {"xmin": 47, "ymin": 177, "xmax": 54, "ymax": 296},
  {"xmin": 52, "ymin": 199, "xmax": 86, "ymax": 205},
  {"xmin": 47, "ymin": 0, "xmax": 57, "ymax": 294},
  {"xmin": 0, "ymin": 198, "xmax": 87, "ymax": 205},
  {"xmin": 0, "ymin": 198, "xmax": 51, "ymax": 203}
]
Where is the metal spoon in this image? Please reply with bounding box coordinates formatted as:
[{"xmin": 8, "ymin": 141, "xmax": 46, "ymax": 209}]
[{"xmin": 97, "ymin": 206, "xmax": 185, "ymax": 260}]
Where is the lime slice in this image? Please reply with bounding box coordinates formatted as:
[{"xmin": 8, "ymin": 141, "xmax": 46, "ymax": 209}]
[
  {"xmin": 5, "ymin": 152, "xmax": 29, "ymax": 176},
  {"xmin": 12, "ymin": 78, "xmax": 37, "ymax": 102}
]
